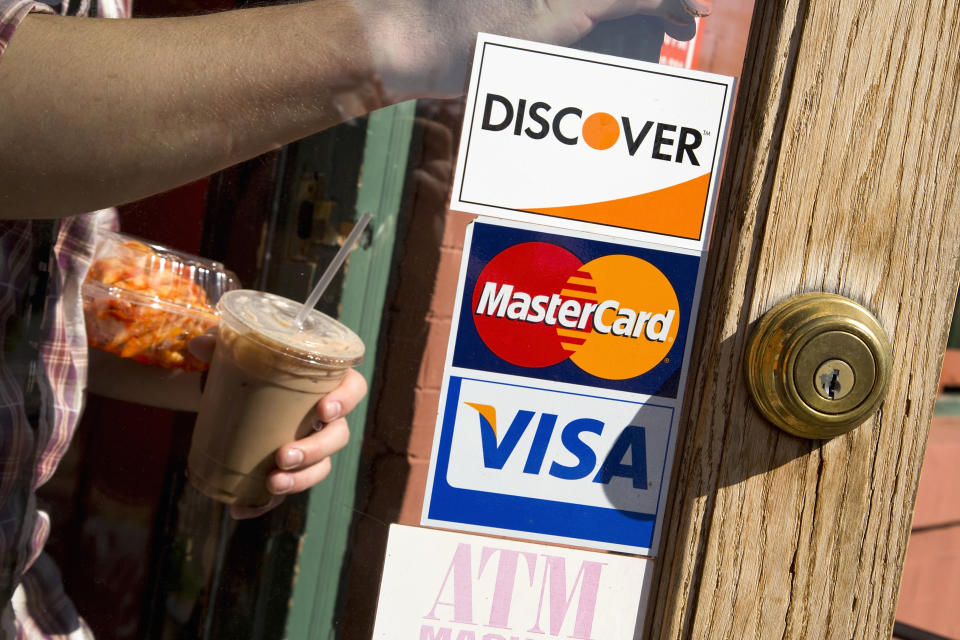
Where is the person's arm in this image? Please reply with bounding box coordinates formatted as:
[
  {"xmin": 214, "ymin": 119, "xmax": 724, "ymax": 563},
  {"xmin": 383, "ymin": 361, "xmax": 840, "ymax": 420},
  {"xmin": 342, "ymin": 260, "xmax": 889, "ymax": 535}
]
[
  {"xmin": 0, "ymin": 0, "xmax": 703, "ymax": 220},
  {"xmin": 0, "ymin": 2, "xmax": 381, "ymax": 219}
]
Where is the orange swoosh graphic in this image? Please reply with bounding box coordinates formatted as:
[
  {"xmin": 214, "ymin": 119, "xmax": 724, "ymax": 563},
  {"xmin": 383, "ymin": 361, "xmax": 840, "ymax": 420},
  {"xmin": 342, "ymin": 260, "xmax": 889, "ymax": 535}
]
[
  {"xmin": 465, "ymin": 402, "xmax": 498, "ymax": 437},
  {"xmin": 524, "ymin": 172, "xmax": 711, "ymax": 240}
]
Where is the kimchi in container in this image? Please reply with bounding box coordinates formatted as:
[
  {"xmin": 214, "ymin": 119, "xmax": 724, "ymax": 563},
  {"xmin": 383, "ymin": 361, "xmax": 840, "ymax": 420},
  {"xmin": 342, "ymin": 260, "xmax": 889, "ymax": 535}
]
[{"xmin": 82, "ymin": 231, "xmax": 239, "ymax": 411}]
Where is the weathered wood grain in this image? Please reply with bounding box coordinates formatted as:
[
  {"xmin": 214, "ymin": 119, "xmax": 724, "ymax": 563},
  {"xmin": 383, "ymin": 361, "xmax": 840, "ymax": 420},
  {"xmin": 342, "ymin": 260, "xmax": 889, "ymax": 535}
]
[{"xmin": 645, "ymin": 0, "xmax": 960, "ymax": 638}]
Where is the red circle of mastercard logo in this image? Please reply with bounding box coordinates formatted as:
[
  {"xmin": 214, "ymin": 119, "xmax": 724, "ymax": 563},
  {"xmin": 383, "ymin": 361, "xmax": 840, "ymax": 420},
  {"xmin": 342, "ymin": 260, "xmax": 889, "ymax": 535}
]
[{"xmin": 472, "ymin": 242, "xmax": 680, "ymax": 380}]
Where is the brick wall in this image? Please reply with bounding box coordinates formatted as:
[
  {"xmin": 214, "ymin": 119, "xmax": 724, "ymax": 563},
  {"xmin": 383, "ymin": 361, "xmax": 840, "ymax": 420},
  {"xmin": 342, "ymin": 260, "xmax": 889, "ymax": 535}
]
[{"xmin": 895, "ymin": 413, "xmax": 960, "ymax": 638}]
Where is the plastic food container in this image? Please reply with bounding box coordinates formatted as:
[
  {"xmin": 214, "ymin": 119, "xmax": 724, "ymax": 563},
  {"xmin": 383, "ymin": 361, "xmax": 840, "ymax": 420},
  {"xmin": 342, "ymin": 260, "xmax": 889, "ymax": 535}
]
[{"xmin": 82, "ymin": 231, "xmax": 239, "ymax": 411}]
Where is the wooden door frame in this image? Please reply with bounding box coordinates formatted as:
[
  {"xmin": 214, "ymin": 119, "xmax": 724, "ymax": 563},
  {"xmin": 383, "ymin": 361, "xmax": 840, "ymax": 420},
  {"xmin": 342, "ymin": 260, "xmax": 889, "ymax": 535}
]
[{"xmin": 646, "ymin": 1, "xmax": 960, "ymax": 638}]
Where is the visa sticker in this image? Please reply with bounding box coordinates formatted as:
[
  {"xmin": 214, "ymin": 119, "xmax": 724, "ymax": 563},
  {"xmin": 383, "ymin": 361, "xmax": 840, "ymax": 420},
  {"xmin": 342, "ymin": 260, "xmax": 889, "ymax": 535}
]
[{"xmin": 424, "ymin": 376, "xmax": 674, "ymax": 553}]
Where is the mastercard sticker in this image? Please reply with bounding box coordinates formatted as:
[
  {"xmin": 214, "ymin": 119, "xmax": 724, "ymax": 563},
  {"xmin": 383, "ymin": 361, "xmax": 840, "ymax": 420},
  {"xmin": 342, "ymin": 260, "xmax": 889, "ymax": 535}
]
[
  {"xmin": 422, "ymin": 218, "xmax": 704, "ymax": 556},
  {"xmin": 450, "ymin": 33, "xmax": 735, "ymax": 250},
  {"xmin": 453, "ymin": 221, "xmax": 699, "ymax": 397}
]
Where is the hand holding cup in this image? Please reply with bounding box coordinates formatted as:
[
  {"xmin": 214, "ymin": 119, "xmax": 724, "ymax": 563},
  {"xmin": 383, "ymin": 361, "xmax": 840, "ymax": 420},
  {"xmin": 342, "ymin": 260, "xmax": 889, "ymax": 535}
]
[{"xmin": 186, "ymin": 291, "xmax": 366, "ymax": 518}]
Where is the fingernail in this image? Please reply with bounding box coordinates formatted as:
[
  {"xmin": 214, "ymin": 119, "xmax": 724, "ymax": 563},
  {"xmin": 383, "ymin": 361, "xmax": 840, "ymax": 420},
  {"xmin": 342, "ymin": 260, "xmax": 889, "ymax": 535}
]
[
  {"xmin": 322, "ymin": 401, "xmax": 342, "ymax": 422},
  {"xmin": 280, "ymin": 449, "xmax": 304, "ymax": 469},
  {"xmin": 272, "ymin": 474, "xmax": 294, "ymax": 493}
]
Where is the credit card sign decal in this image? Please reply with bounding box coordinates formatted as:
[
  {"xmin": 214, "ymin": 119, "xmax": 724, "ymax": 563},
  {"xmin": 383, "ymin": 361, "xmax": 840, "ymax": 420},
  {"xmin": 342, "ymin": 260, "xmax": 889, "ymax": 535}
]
[
  {"xmin": 373, "ymin": 525, "xmax": 653, "ymax": 640},
  {"xmin": 427, "ymin": 376, "xmax": 672, "ymax": 551},
  {"xmin": 423, "ymin": 219, "xmax": 704, "ymax": 555},
  {"xmin": 453, "ymin": 221, "xmax": 699, "ymax": 398},
  {"xmin": 451, "ymin": 33, "xmax": 735, "ymax": 248}
]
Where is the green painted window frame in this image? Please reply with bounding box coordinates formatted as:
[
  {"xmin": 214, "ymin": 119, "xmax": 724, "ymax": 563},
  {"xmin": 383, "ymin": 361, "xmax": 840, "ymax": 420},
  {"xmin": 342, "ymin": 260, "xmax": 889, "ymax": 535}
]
[{"xmin": 285, "ymin": 100, "xmax": 417, "ymax": 640}]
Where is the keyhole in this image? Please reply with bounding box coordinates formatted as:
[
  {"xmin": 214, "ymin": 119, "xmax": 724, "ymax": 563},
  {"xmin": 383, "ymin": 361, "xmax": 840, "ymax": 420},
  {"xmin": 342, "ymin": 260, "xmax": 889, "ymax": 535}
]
[
  {"xmin": 821, "ymin": 369, "xmax": 841, "ymax": 399},
  {"xmin": 813, "ymin": 359, "xmax": 855, "ymax": 401}
]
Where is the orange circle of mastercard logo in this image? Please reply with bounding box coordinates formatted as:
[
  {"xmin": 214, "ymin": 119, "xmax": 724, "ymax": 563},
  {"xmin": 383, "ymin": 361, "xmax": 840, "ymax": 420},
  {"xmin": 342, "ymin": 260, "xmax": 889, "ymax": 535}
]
[
  {"xmin": 471, "ymin": 242, "xmax": 679, "ymax": 380},
  {"xmin": 581, "ymin": 112, "xmax": 620, "ymax": 151}
]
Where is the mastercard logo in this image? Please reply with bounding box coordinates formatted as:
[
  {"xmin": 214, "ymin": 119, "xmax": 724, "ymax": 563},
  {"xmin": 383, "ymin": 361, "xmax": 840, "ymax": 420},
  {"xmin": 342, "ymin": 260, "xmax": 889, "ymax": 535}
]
[{"xmin": 471, "ymin": 242, "xmax": 679, "ymax": 380}]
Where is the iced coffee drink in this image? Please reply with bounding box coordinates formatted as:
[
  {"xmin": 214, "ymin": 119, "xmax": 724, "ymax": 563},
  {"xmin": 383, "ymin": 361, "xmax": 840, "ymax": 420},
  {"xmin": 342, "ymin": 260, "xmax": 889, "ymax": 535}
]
[{"xmin": 188, "ymin": 290, "xmax": 364, "ymax": 506}]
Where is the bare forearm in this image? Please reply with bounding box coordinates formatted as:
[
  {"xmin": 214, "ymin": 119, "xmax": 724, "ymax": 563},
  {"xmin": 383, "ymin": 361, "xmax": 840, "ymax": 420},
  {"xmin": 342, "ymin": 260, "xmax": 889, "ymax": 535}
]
[
  {"xmin": 0, "ymin": 0, "xmax": 700, "ymax": 219},
  {"xmin": 0, "ymin": 2, "xmax": 379, "ymax": 219}
]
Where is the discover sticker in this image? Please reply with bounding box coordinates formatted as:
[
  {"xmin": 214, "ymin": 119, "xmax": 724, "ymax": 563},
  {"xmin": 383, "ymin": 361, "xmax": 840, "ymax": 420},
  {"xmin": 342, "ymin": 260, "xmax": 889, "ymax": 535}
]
[{"xmin": 451, "ymin": 33, "xmax": 735, "ymax": 250}]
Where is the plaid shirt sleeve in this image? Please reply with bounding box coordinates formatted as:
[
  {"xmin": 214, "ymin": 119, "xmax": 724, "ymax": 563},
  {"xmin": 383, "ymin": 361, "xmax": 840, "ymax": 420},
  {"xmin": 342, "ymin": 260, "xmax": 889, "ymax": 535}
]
[{"xmin": 1, "ymin": 212, "xmax": 116, "ymax": 640}]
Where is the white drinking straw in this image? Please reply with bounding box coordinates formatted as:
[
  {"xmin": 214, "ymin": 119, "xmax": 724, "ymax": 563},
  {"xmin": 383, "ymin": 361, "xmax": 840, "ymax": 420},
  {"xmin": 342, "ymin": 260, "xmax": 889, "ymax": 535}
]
[{"xmin": 294, "ymin": 212, "xmax": 372, "ymax": 330}]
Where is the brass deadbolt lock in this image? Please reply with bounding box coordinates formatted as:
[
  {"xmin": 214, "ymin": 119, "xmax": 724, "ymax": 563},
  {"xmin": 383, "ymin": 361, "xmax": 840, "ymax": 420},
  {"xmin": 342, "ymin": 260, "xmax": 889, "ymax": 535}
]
[{"xmin": 744, "ymin": 293, "xmax": 893, "ymax": 439}]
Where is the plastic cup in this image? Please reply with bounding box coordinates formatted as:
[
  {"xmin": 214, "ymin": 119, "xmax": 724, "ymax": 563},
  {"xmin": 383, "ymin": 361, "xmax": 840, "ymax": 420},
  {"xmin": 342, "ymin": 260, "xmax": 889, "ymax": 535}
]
[{"xmin": 187, "ymin": 289, "xmax": 364, "ymax": 506}]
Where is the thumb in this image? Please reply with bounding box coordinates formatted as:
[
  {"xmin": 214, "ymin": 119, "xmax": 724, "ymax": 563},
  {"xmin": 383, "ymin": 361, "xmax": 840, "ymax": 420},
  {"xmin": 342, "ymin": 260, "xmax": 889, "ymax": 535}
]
[{"xmin": 187, "ymin": 327, "xmax": 218, "ymax": 363}]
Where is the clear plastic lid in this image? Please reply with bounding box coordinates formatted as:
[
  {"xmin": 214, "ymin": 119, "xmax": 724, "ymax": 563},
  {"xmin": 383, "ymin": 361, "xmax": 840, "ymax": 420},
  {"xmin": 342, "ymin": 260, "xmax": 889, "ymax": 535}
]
[
  {"xmin": 82, "ymin": 231, "xmax": 240, "ymax": 372},
  {"xmin": 85, "ymin": 230, "xmax": 239, "ymax": 309},
  {"xmin": 218, "ymin": 290, "xmax": 364, "ymax": 368}
]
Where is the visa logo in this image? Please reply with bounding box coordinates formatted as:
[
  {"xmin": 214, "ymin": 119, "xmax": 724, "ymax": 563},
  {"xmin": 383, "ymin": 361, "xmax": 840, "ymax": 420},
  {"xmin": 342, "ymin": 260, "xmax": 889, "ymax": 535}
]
[{"xmin": 465, "ymin": 402, "xmax": 649, "ymax": 489}]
